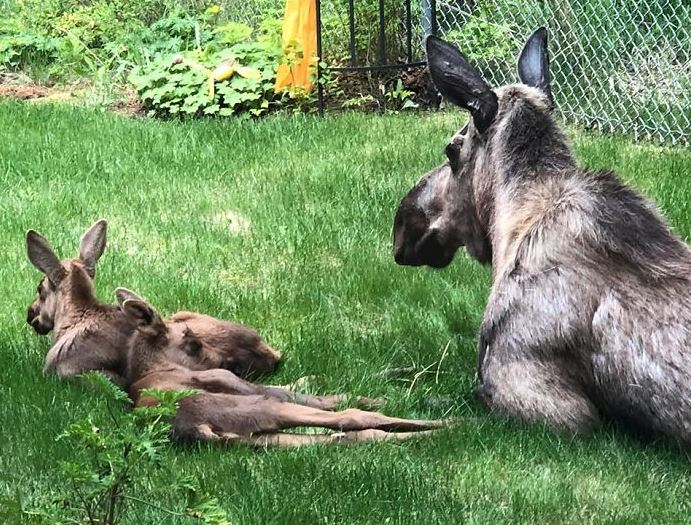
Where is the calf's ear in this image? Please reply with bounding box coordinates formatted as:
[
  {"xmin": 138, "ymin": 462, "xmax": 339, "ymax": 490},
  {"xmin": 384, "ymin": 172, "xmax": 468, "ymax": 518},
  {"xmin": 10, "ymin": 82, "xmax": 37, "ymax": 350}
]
[
  {"xmin": 118, "ymin": 292, "xmax": 162, "ymax": 337},
  {"xmin": 27, "ymin": 230, "xmax": 66, "ymax": 285},
  {"xmin": 79, "ymin": 219, "xmax": 108, "ymax": 276},
  {"xmin": 115, "ymin": 287, "xmax": 144, "ymax": 306}
]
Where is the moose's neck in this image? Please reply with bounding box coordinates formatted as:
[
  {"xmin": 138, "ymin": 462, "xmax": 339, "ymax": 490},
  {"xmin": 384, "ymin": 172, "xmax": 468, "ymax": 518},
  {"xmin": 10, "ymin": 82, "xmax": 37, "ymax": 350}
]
[
  {"xmin": 52, "ymin": 264, "xmax": 106, "ymax": 340},
  {"xmin": 494, "ymin": 96, "xmax": 575, "ymax": 181},
  {"xmin": 127, "ymin": 334, "xmax": 171, "ymax": 382},
  {"xmin": 482, "ymin": 93, "xmax": 577, "ymax": 275}
]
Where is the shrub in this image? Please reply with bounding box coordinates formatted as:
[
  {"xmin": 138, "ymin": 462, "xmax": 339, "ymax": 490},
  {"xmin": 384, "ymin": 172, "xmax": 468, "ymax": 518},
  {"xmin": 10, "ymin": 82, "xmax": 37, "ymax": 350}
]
[
  {"xmin": 0, "ymin": 0, "xmax": 205, "ymax": 81},
  {"xmin": 130, "ymin": 35, "xmax": 285, "ymax": 118},
  {"xmin": 24, "ymin": 373, "xmax": 230, "ymax": 525},
  {"xmin": 0, "ymin": 19, "xmax": 63, "ymax": 78}
]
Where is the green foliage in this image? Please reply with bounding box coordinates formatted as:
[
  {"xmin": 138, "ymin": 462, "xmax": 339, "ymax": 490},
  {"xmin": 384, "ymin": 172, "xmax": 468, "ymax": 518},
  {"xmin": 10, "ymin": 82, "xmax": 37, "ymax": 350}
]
[
  {"xmin": 0, "ymin": 18, "xmax": 63, "ymax": 78},
  {"xmin": 130, "ymin": 39, "xmax": 283, "ymax": 118},
  {"xmin": 384, "ymin": 79, "xmax": 419, "ymax": 112},
  {"xmin": 443, "ymin": 2, "xmax": 517, "ymax": 63},
  {"xmin": 25, "ymin": 372, "xmax": 230, "ymax": 525},
  {"xmin": 0, "ymin": 1, "xmax": 211, "ymax": 81},
  {"xmin": 0, "ymin": 0, "xmax": 307, "ymax": 117}
]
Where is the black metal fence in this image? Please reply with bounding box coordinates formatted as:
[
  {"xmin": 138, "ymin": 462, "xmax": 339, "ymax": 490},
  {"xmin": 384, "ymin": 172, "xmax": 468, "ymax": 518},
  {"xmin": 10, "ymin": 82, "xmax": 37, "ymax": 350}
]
[{"xmin": 315, "ymin": 0, "xmax": 433, "ymax": 113}]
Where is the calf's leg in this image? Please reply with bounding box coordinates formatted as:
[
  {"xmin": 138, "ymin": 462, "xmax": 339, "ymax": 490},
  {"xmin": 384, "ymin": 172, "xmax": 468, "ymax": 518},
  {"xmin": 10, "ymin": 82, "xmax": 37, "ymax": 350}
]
[
  {"xmin": 189, "ymin": 369, "xmax": 381, "ymax": 410},
  {"xmin": 175, "ymin": 393, "xmax": 445, "ymax": 440},
  {"xmin": 190, "ymin": 424, "xmax": 439, "ymax": 447},
  {"xmin": 246, "ymin": 399, "xmax": 445, "ymax": 433}
]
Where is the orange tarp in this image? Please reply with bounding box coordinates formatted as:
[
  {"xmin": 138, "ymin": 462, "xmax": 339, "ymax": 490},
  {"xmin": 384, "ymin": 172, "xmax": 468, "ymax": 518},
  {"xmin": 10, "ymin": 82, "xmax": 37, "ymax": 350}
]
[{"xmin": 274, "ymin": 0, "xmax": 317, "ymax": 94}]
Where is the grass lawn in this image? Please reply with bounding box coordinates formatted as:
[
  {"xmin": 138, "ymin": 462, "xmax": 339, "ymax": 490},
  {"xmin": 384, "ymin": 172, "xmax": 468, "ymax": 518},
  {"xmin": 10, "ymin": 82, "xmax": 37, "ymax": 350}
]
[{"xmin": 1, "ymin": 101, "xmax": 690, "ymax": 524}]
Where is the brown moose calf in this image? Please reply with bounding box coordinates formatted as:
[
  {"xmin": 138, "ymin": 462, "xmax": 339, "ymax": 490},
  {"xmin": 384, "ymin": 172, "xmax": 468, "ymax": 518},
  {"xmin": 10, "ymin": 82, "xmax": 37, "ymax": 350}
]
[
  {"xmin": 118, "ymin": 289, "xmax": 446, "ymax": 447},
  {"xmin": 26, "ymin": 220, "xmax": 281, "ymax": 386}
]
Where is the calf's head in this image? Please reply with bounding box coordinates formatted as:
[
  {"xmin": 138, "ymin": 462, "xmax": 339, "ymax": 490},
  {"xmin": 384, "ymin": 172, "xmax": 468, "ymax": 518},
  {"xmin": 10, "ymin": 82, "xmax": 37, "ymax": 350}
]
[
  {"xmin": 116, "ymin": 290, "xmax": 205, "ymax": 376},
  {"xmin": 26, "ymin": 220, "xmax": 107, "ymax": 334},
  {"xmin": 393, "ymin": 28, "xmax": 560, "ymax": 268},
  {"xmin": 116, "ymin": 289, "xmax": 276, "ymax": 378}
]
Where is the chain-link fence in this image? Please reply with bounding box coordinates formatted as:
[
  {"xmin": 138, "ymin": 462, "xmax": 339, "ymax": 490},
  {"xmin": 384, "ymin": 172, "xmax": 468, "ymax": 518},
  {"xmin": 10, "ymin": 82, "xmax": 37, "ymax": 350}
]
[
  {"xmin": 423, "ymin": 0, "xmax": 690, "ymax": 145},
  {"xmin": 226, "ymin": 0, "xmax": 690, "ymax": 145}
]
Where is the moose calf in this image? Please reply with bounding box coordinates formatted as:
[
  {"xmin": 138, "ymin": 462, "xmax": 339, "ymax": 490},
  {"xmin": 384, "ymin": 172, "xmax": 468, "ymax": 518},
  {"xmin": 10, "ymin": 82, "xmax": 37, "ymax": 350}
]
[
  {"xmin": 26, "ymin": 220, "xmax": 281, "ymax": 386},
  {"xmin": 394, "ymin": 29, "xmax": 691, "ymax": 442},
  {"xmin": 118, "ymin": 288, "xmax": 445, "ymax": 447}
]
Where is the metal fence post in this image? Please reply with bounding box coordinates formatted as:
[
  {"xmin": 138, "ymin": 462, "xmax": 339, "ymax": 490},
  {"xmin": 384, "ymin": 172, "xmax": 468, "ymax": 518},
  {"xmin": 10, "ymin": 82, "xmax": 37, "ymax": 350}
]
[
  {"xmin": 421, "ymin": 0, "xmax": 433, "ymax": 36},
  {"xmin": 315, "ymin": 0, "xmax": 324, "ymax": 115}
]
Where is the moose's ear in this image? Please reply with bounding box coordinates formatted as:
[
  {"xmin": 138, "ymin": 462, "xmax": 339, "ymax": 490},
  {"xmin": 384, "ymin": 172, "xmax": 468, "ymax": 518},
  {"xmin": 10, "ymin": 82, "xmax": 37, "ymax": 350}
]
[
  {"xmin": 445, "ymin": 123, "xmax": 468, "ymax": 173},
  {"xmin": 182, "ymin": 327, "xmax": 203, "ymax": 355},
  {"xmin": 26, "ymin": 230, "xmax": 67, "ymax": 285},
  {"xmin": 120, "ymin": 298, "xmax": 162, "ymax": 336},
  {"xmin": 517, "ymin": 27, "xmax": 553, "ymax": 104},
  {"xmin": 425, "ymin": 35, "xmax": 498, "ymax": 133},
  {"xmin": 79, "ymin": 219, "xmax": 107, "ymax": 276},
  {"xmin": 115, "ymin": 287, "xmax": 144, "ymax": 307},
  {"xmin": 445, "ymin": 143, "xmax": 461, "ymax": 173}
]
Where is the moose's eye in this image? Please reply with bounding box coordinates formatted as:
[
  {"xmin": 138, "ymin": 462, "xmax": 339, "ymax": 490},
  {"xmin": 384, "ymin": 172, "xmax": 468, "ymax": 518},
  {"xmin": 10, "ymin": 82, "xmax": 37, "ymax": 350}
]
[{"xmin": 445, "ymin": 142, "xmax": 461, "ymax": 171}]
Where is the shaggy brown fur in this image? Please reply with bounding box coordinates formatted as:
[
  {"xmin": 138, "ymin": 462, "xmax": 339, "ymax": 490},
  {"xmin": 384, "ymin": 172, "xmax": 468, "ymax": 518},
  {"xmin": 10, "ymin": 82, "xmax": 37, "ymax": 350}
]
[{"xmin": 26, "ymin": 221, "xmax": 281, "ymax": 385}]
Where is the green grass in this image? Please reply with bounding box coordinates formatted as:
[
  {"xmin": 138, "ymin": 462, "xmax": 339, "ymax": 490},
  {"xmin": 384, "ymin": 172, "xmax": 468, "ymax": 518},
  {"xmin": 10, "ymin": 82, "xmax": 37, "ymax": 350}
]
[{"xmin": 1, "ymin": 102, "xmax": 690, "ymax": 525}]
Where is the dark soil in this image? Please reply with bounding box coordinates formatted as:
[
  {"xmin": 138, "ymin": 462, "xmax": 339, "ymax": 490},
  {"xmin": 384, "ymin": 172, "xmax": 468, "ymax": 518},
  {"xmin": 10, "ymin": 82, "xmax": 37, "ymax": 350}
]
[{"xmin": 320, "ymin": 65, "xmax": 440, "ymax": 112}]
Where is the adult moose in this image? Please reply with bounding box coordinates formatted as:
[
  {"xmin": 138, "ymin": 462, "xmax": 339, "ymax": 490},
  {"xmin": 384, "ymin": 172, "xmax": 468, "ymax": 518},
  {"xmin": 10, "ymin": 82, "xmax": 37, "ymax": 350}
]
[{"xmin": 393, "ymin": 28, "xmax": 691, "ymax": 441}]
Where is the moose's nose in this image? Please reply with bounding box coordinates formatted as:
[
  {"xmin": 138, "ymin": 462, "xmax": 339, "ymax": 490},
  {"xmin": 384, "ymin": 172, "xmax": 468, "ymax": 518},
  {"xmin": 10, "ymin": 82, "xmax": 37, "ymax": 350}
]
[
  {"xmin": 394, "ymin": 246, "xmax": 407, "ymax": 265},
  {"xmin": 394, "ymin": 246, "xmax": 420, "ymax": 266},
  {"xmin": 26, "ymin": 305, "xmax": 37, "ymax": 325}
]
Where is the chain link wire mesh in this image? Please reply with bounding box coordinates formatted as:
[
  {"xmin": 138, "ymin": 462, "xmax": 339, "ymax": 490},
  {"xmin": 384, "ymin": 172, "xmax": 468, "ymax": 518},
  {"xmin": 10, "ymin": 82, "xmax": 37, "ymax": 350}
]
[
  {"xmin": 425, "ymin": 0, "xmax": 690, "ymax": 145},
  {"xmin": 225, "ymin": 0, "xmax": 689, "ymax": 144}
]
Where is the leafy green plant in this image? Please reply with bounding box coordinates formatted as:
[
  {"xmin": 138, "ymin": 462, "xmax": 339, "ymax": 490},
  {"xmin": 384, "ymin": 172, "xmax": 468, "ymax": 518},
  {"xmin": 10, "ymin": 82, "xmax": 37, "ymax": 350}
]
[
  {"xmin": 443, "ymin": 2, "xmax": 517, "ymax": 63},
  {"xmin": 130, "ymin": 37, "xmax": 285, "ymax": 117},
  {"xmin": 25, "ymin": 372, "xmax": 231, "ymax": 525},
  {"xmin": 0, "ymin": 19, "xmax": 63, "ymax": 78},
  {"xmin": 384, "ymin": 79, "xmax": 418, "ymax": 111},
  {"xmin": 0, "ymin": 0, "xmax": 209, "ymax": 82}
]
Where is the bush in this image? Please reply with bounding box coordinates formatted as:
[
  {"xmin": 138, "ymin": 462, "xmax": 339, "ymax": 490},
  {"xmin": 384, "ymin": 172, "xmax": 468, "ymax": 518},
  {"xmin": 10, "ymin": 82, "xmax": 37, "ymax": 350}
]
[
  {"xmin": 0, "ymin": 18, "xmax": 63, "ymax": 79},
  {"xmin": 0, "ymin": 0, "xmax": 309, "ymax": 118},
  {"xmin": 130, "ymin": 38, "xmax": 284, "ymax": 118},
  {"xmin": 25, "ymin": 373, "xmax": 230, "ymax": 525},
  {"xmin": 0, "ymin": 0, "xmax": 206, "ymax": 81}
]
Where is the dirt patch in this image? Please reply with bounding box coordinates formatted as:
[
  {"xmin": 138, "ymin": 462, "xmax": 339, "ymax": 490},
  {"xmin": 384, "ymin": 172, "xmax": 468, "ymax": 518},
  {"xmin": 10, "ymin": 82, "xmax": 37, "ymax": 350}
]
[
  {"xmin": 321, "ymin": 66, "xmax": 440, "ymax": 112},
  {"xmin": 0, "ymin": 73, "xmax": 73, "ymax": 101},
  {"xmin": 108, "ymin": 89, "xmax": 146, "ymax": 118},
  {"xmin": 0, "ymin": 83, "xmax": 52, "ymax": 100},
  {"xmin": 0, "ymin": 73, "xmax": 145, "ymax": 117}
]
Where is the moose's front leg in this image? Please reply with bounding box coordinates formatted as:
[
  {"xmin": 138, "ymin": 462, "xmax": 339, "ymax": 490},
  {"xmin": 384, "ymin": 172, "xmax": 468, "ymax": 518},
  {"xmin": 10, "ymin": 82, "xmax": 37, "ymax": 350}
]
[
  {"xmin": 475, "ymin": 270, "xmax": 601, "ymax": 435},
  {"xmin": 476, "ymin": 356, "xmax": 600, "ymax": 435}
]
